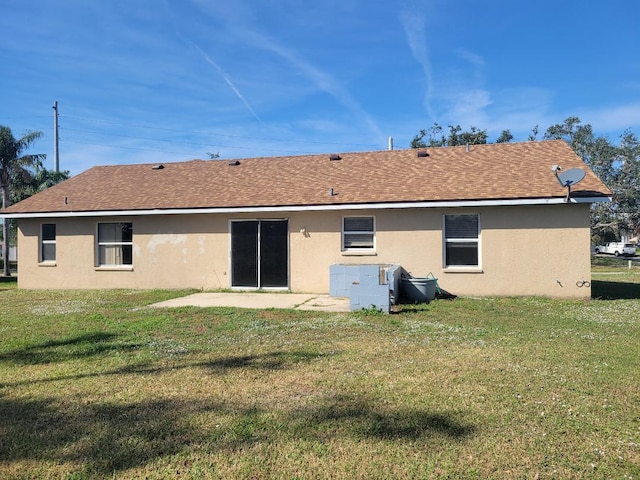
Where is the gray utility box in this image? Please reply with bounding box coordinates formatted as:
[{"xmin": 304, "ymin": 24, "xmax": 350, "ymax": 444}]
[{"xmin": 329, "ymin": 264, "xmax": 402, "ymax": 313}]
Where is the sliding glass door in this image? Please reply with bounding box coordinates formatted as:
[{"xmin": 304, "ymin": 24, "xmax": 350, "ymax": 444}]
[{"xmin": 231, "ymin": 220, "xmax": 288, "ymax": 288}]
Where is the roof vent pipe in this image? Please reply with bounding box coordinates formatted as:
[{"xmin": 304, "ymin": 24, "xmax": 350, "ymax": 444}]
[
  {"xmin": 388, "ymin": 136, "xmax": 393, "ymax": 151},
  {"xmin": 329, "ymin": 154, "xmax": 341, "ymax": 161},
  {"xmin": 466, "ymin": 143, "xmax": 470, "ymax": 152}
]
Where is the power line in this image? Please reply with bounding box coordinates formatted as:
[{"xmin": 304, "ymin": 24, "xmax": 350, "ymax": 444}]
[
  {"xmin": 62, "ymin": 138, "xmax": 317, "ymax": 156},
  {"xmin": 6, "ymin": 113, "xmax": 407, "ymax": 154},
  {"xmin": 62, "ymin": 127, "xmax": 225, "ymax": 148},
  {"xmin": 60, "ymin": 114, "xmax": 383, "ymax": 149},
  {"xmin": 62, "ymin": 139, "xmax": 207, "ymax": 156},
  {"xmin": 2, "ymin": 115, "xmax": 52, "ymax": 122}
]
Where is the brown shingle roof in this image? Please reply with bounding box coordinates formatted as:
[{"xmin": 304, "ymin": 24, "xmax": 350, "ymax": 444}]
[{"xmin": 3, "ymin": 140, "xmax": 611, "ymax": 215}]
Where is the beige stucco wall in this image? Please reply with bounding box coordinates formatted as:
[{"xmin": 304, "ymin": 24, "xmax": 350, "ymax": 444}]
[{"xmin": 16, "ymin": 203, "xmax": 593, "ymax": 297}]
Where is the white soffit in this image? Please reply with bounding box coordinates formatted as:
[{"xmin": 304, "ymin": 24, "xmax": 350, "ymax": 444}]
[{"xmin": 3, "ymin": 196, "xmax": 611, "ymax": 219}]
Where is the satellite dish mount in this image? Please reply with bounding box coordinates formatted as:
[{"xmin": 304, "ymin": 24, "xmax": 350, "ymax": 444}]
[{"xmin": 552, "ymin": 165, "xmax": 586, "ymax": 203}]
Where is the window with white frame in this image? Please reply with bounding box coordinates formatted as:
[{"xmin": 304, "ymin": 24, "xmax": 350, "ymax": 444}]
[
  {"xmin": 41, "ymin": 223, "xmax": 56, "ymax": 262},
  {"xmin": 342, "ymin": 216, "xmax": 375, "ymax": 251},
  {"xmin": 444, "ymin": 214, "xmax": 479, "ymax": 267},
  {"xmin": 97, "ymin": 222, "xmax": 133, "ymax": 266}
]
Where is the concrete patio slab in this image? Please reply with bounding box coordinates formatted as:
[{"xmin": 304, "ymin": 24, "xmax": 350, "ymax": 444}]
[{"xmin": 150, "ymin": 292, "xmax": 350, "ymax": 312}]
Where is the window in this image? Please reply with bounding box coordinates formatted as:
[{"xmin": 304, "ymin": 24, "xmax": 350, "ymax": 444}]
[
  {"xmin": 342, "ymin": 216, "xmax": 375, "ymax": 251},
  {"xmin": 41, "ymin": 224, "xmax": 56, "ymax": 262},
  {"xmin": 444, "ymin": 214, "xmax": 479, "ymax": 267},
  {"xmin": 97, "ymin": 222, "xmax": 133, "ymax": 266}
]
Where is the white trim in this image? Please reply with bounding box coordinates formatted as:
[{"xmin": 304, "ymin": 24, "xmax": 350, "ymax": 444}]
[
  {"xmin": 94, "ymin": 265, "xmax": 134, "ymax": 272},
  {"xmin": 443, "ymin": 267, "xmax": 484, "ymax": 274},
  {"xmin": 38, "ymin": 261, "xmax": 57, "ymax": 267},
  {"xmin": 4, "ymin": 196, "xmax": 611, "ymax": 219}
]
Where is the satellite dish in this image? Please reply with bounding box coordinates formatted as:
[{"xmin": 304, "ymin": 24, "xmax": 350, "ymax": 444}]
[
  {"xmin": 553, "ymin": 167, "xmax": 586, "ymax": 202},
  {"xmin": 556, "ymin": 168, "xmax": 585, "ymax": 187}
]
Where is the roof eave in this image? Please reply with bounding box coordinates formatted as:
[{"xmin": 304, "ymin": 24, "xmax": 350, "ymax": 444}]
[{"xmin": 3, "ymin": 195, "xmax": 612, "ymax": 219}]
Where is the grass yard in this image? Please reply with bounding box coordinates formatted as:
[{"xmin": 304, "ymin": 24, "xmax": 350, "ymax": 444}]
[{"xmin": 0, "ymin": 268, "xmax": 639, "ymax": 479}]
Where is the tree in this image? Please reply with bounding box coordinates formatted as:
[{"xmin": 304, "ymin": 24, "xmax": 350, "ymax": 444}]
[
  {"xmin": 447, "ymin": 125, "xmax": 488, "ymax": 146},
  {"xmin": 496, "ymin": 129, "xmax": 514, "ymax": 143},
  {"xmin": 11, "ymin": 167, "xmax": 70, "ymax": 204},
  {"xmin": 0, "ymin": 126, "xmax": 46, "ymax": 276},
  {"xmin": 411, "ymin": 117, "xmax": 640, "ymax": 242},
  {"xmin": 544, "ymin": 117, "xmax": 640, "ymax": 241},
  {"xmin": 544, "ymin": 117, "xmax": 598, "ymax": 164},
  {"xmin": 411, "ymin": 123, "xmax": 446, "ymax": 148},
  {"xmin": 612, "ymin": 130, "xmax": 640, "ymax": 238},
  {"xmin": 3, "ymin": 166, "xmax": 70, "ymax": 248},
  {"xmin": 411, "ymin": 123, "xmax": 487, "ymax": 148}
]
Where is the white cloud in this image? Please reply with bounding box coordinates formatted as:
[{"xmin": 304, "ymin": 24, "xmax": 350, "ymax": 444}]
[
  {"xmin": 455, "ymin": 49, "xmax": 485, "ymax": 67},
  {"xmin": 482, "ymin": 87, "xmax": 555, "ymax": 136},
  {"xmin": 578, "ymin": 103, "xmax": 640, "ymax": 134},
  {"xmin": 445, "ymin": 89, "xmax": 492, "ymax": 128}
]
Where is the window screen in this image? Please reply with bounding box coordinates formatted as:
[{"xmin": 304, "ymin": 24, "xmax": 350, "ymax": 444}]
[
  {"xmin": 343, "ymin": 216, "xmax": 375, "ymax": 250},
  {"xmin": 41, "ymin": 224, "xmax": 56, "ymax": 262},
  {"xmin": 444, "ymin": 214, "xmax": 479, "ymax": 267}
]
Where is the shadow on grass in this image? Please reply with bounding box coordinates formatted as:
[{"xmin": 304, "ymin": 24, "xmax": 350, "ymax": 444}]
[
  {"xmin": 0, "ymin": 392, "xmax": 474, "ymax": 476},
  {"xmin": 294, "ymin": 394, "xmax": 474, "ymax": 441},
  {"xmin": 0, "ymin": 332, "xmax": 143, "ymax": 365},
  {"xmin": 0, "ymin": 350, "xmax": 336, "ymax": 390},
  {"xmin": 591, "ymin": 280, "xmax": 640, "ymax": 300},
  {"xmin": 203, "ymin": 351, "xmax": 331, "ymax": 372},
  {"xmin": 0, "ymin": 395, "xmax": 222, "ymax": 475}
]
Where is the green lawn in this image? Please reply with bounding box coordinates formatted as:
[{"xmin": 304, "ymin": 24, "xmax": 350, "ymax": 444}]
[{"xmin": 0, "ymin": 271, "xmax": 638, "ymax": 479}]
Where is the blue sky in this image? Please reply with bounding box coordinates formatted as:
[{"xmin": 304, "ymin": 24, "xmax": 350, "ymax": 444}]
[{"xmin": 2, "ymin": 0, "xmax": 640, "ymax": 175}]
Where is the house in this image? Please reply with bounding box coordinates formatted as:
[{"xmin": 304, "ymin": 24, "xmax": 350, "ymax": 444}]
[
  {"xmin": 0, "ymin": 243, "xmax": 17, "ymax": 262},
  {"xmin": 3, "ymin": 140, "xmax": 611, "ymax": 298}
]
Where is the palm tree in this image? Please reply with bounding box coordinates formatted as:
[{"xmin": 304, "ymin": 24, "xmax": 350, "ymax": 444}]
[
  {"xmin": 11, "ymin": 167, "xmax": 69, "ymax": 205},
  {"xmin": 0, "ymin": 126, "xmax": 46, "ymax": 276}
]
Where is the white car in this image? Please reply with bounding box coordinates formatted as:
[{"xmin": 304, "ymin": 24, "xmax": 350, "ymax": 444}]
[{"xmin": 594, "ymin": 242, "xmax": 637, "ymax": 257}]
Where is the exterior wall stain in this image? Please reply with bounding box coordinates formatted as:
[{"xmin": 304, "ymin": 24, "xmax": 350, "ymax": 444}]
[{"xmin": 16, "ymin": 204, "xmax": 593, "ymax": 298}]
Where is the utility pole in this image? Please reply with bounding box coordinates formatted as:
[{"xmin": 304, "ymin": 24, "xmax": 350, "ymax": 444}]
[{"xmin": 53, "ymin": 101, "xmax": 59, "ymax": 172}]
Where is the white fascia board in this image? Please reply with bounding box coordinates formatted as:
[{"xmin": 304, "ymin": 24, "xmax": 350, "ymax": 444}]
[{"xmin": 3, "ymin": 196, "xmax": 611, "ymax": 219}]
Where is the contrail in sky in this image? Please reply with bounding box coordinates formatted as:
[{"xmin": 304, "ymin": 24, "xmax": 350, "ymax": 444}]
[
  {"xmin": 185, "ymin": 38, "xmax": 263, "ymax": 124},
  {"xmin": 244, "ymin": 30, "xmax": 384, "ymax": 140},
  {"xmin": 399, "ymin": 10, "xmax": 435, "ymax": 121}
]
